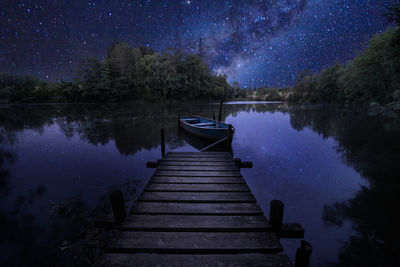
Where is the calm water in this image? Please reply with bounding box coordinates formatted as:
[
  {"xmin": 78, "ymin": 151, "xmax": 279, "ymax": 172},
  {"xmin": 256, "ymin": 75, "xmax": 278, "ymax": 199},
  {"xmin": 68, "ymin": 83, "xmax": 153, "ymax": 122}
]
[{"xmin": 0, "ymin": 102, "xmax": 399, "ymax": 266}]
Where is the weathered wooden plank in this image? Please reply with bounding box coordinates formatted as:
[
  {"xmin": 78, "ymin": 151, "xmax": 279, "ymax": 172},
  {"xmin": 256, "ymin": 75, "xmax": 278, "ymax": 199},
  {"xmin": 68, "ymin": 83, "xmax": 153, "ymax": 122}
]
[
  {"xmin": 120, "ymin": 215, "xmax": 270, "ymax": 232},
  {"xmin": 108, "ymin": 231, "xmax": 283, "ymax": 253},
  {"xmin": 138, "ymin": 192, "xmax": 256, "ymax": 203},
  {"xmin": 167, "ymin": 152, "xmax": 232, "ymax": 158},
  {"xmin": 145, "ymin": 183, "xmax": 250, "ymax": 192},
  {"xmin": 158, "ymin": 160, "xmax": 237, "ymax": 166},
  {"xmin": 130, "ymin": 202, "xmax": 263, "ymax": 215},
  {"xmin": 157, "ymin": 165, "xmax": 239, "ymax": 171},
  {"xmin": 280, "ymin": 223, "xmax": 305, "ymax": 238},
  {"xmin": 97, "ymin": 253, "xmax": 292, "ymax": 267},
  {"xmin": 155, "ymin": 170, "xmax": 242, "ymax": 177},
  {"xmin": 158, "ymin": 157, "xmax": 234, "ymax": 162},
  {"xmin": 150, "ymin": 176, "xmax": 246, "ymax": 184}
]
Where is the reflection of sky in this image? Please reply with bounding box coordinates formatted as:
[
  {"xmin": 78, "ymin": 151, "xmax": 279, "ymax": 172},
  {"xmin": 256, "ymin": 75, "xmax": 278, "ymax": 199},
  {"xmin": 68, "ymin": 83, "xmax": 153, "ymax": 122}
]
[
  {"xmin": 4, "ymin": 124, "xmax": 155, "ymax": 215},
  {"xmin": 1, "ymin": 103, "xmax": 369, "ymax": 265},
  {"xmin": 225, "ymin": 108, "xmax": 367, "ymax": 264}
]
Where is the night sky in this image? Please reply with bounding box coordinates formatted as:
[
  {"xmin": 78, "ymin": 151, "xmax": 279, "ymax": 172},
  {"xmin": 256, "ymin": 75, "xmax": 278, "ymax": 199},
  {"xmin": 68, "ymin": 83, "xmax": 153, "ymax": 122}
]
[{"xmin": 0, "ymin": 0, "xmax": 396, "ymax": 87}]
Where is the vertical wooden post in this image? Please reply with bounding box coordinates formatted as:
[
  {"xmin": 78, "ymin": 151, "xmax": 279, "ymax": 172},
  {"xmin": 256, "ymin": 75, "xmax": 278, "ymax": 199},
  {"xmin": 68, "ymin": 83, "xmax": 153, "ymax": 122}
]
[
  {"xmin": 213, "ymin": 112, "xmax": 216, "ymax": 121},
  {"xmin": 269, "ymin": 199, "xmax": 284, "ymax": 231},
  {"xmin": 109, "ymin": 190, "xmax": 126, "ymax": 225},
  {"xmin": 161, "ymin": 128, "xmax": 165, "ymax": 158},
  {"xmin": 218, "ymin": 99, "xmax": 223, "ymax": 122},
  {"xmin": 228, "ymin": 124, "xmax": 233, "ymax": 148},
  {"xmin": 295, "ymin": 240, "xmax": 312, "ymax": 267},
  {"xmin": 177, "ymin": 115, "xmax": 180, "ymax": 127},
  {"xmin": 234, "ymin": 158, "xmax": 241, "ymax": 167}
]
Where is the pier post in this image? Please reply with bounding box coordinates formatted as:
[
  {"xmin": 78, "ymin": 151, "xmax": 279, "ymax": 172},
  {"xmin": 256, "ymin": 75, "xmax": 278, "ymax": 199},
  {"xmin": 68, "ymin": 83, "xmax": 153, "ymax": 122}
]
[
  {"xmin": 109, "ymin": 190, "xmax": 127, "ymax": 225},
  {"xmin": 213, "ymin": 112, "xmax": 216, "ymax": 120},
  {"xmin": 218, "ymin": 99, "xmax": 223, "ymax": 121},
  {"xmin": 227, "ymin": 124, "xmax": 233, "ymax": 148},
  {"xmin": 161, "ymin": 128, "xmax": 165, "ymax": 158},
  {"xmin": 295, "ymin": 240, "xmax": 312, "ymax": 267},
  {"xmin": 177, "ymin": 115, "xmax": 180, "ymax": 127},
  {"xmin": 269, "ymin": 199, "xmax": 284, "ymax": 231},
  {"xmin": 234, "ymin": 158, "xmax": 241, "ymax": 167}
]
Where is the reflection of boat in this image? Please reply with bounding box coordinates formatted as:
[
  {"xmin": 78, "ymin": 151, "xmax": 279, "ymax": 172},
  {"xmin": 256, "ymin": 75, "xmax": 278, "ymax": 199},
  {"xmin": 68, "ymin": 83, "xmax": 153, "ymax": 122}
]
[
  {"xmin": 179, "ymin": 115, "xmax": 234, "ymax": 141},
  {"xmin": 180, "ymin": 130, "xmax": 231, "ymax": 152}
]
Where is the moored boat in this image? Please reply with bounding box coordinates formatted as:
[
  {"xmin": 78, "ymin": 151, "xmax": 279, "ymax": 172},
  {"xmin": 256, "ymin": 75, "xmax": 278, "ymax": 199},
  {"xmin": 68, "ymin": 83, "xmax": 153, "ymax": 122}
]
[{"xmin": 179, "ymin": 116, "xmax": 234, "ymax": 141}]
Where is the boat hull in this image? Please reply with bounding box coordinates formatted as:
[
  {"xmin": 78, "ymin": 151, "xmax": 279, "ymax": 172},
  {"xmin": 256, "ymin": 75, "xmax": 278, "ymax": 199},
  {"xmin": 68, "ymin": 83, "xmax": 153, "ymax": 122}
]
[{"xmin": 179, "ymin": 116, "xmax": 231, "ymax": 141}]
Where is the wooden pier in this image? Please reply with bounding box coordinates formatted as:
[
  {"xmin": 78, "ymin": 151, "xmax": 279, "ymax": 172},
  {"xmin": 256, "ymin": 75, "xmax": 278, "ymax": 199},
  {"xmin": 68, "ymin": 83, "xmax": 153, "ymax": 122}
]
[{"xmin": 98, "ymin": 152, "xmax": 308, "ymax": 267}]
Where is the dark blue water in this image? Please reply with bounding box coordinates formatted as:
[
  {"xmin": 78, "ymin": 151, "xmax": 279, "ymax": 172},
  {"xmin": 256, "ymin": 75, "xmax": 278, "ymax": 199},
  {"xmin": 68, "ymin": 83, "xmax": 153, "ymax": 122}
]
[{"xmin": 1, "ymin": 103, "xmax": 399, "ymax": 266}]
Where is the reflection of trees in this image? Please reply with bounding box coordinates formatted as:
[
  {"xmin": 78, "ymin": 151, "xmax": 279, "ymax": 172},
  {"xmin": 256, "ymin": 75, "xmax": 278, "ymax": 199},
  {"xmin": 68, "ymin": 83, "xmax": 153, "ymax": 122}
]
[
  {"xmin": 285, "ymin": 105, "xmax": 400, "ymax": 266},
  {"xmin": 0, "ymin": 102, "xmax": 297, "ymax": 266},
  {"xmin": 0, "ymin": 191, "xmax": 113, "ymax": 267},
  {"xmin": 0, "ymin": 102, "xmax": 290, "ymax": 197},
  {"xmin": 0, "ymin": 103, "xmax": 291, "ymax": 157}
]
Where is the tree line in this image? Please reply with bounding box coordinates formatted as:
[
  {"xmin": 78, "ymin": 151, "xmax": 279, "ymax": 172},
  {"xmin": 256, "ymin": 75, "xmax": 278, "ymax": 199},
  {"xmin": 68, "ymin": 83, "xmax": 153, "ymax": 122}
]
[
  {"xmin": 0, "ymin": 43, "xmax": 236, "ymax": 103},
  {"xmin": 288, "ymin": 26, "xmax": 400, "ymax": 105},
  {"xmin": 1, "ymin": 1, "xmax": 399, "ymax": 105},
  {"xmin": 287, "ymin": 3, "xmax": 400, "ymax": 116}
]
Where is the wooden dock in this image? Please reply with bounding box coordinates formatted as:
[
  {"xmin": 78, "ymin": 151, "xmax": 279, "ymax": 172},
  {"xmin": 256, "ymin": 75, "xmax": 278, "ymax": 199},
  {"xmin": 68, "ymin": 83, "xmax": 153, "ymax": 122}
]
[{"xmin": 97, "ymin": 152, "xmax": 307, "ymax": 267}]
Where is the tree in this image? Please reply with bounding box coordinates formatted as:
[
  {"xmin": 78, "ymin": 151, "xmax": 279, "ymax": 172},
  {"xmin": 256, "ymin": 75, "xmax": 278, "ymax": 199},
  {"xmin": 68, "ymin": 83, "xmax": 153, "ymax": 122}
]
[
  {"xmin": 317, "ymin": 64, "xmax": 345, "ymax": 102},
  {"xmin": 385, "ymin": 0, "xmax": 400, "ymax": 25},
  {"xmin": 341, "ymin": 27, "xmax": 400, "ymax": 104},
  {"xmin": 76, "ymin": 58, "xmax": 103, "ymax": 101}
]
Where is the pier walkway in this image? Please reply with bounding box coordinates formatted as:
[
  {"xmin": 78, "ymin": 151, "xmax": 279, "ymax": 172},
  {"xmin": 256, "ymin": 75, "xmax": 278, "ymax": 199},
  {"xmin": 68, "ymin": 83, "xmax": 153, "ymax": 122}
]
[{"xmin": 98, "ymin": 152, "xmax": 306, "ymax": 266}]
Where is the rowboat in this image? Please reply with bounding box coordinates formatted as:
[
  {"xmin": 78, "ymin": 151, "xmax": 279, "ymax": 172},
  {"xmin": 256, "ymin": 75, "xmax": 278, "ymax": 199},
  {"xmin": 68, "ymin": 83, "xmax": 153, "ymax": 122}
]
[{"xmin": 179, "ymin": 116, "xmax": 234, "ymax": 141}]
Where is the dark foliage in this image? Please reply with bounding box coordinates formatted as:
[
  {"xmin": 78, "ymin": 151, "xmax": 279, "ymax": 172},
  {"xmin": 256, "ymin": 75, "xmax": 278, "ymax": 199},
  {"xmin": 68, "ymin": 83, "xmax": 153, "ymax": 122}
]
[
  {"xmin": 288, "ymin": 27, "xmax": 400, "ymax": 118},
  {"xmin": 0, "ymin": 44, "xmax": 234, "ymax": 103}
]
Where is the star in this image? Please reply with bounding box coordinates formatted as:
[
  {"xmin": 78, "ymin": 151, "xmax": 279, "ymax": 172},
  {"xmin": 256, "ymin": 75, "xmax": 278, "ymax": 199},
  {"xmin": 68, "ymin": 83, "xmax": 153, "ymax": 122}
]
[{"xmin": 0, "ymin": 0, "xmax": 394, "ymax": 88}]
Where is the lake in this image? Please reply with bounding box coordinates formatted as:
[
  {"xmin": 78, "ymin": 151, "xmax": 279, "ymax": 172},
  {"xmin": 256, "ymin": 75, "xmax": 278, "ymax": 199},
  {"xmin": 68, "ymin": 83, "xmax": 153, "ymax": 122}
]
[{"xmin": 0, "ymin": 102, "xmax": 399, "ymax": 266}]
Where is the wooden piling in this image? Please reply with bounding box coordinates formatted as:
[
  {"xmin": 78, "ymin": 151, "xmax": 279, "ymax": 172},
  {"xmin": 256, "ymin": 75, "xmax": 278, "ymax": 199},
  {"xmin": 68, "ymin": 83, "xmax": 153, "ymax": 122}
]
[
  {"xmin": 295, "ymin": 240, "xmax": 312, "ymax": 267},
  {"xmin": 228, "ymin": 124, "xmax": 233, "ymax": 148},
  {"xmin": 109, "ymin": 190, "xmax": 127, "ymax": 225},
  {"xmin": 241, "ymin": 161, "xmax": 253, "ymax": 168},
  {"xmin": 213, "ymin": 112, "xmax": 216, "ymax": 120},
  {"xmin": 146, "ymin": 161, "xmax": 158, "ymax": 168},
  {"xmin": 218, "ymin": 99, "xmax": 223, "ymax": 122},
  {"xmin": 269, "ymin": 200, "xmax": 284, "ymax": 231},
  {"xmin": 234, "ymin": 158, "xmax": 241, "ymax": 167},
  {"xmin": 234, "ymin": 158, "xmax": 253, "ymax": 168},
  {"xmin": 161, "ymin": 128, "xmax": 165, "ymax": 158}
]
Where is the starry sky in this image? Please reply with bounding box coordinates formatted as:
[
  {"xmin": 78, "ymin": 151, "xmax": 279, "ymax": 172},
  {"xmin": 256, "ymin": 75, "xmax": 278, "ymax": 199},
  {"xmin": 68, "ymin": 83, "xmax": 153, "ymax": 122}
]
[{"xmin": 0, "ymin": 0, "xmax": 396, "ymax": 88}]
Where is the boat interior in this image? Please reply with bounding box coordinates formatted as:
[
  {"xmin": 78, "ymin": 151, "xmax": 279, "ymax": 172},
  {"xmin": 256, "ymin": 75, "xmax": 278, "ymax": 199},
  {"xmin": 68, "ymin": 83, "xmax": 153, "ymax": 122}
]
[{"xmin": 180, "ymin": 116, "xmax": 228, "ymax": 129}]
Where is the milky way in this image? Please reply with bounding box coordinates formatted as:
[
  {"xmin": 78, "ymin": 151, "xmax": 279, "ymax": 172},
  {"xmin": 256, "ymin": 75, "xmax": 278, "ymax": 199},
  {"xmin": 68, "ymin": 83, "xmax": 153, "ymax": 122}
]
[{"xmin": 0, "ymin": 0, "xmax": 395, "ymax": 87}]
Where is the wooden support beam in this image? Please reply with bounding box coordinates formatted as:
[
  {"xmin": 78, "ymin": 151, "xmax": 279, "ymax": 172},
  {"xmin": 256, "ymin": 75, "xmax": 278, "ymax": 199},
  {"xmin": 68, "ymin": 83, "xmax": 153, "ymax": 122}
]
[
  {"xmin": 295, "ymin": 240, "xmax": 312, "ymax": 267},
  {"xmin": 146, "ymin": 161, "xmax": 158, "ymax": 168},
  {"xmin": 280, "ymin": 223, "xmax": 305, "ymax": 238},
  {"xmin": 218, "ymin": 98, "xmax": 223, "ymax": 121},
  {"xmin": 109, "ymin": 190, "xmax": 127, "ymax": 225},
  {"xmin": 269, "ymin": 199, "xmax": 284, "ymax": 231},
  {"xmin": 234, "ymin": 158, "xmax": 241, "ymax": 166},
  {"xmin": 241, "ymin": 161, "xmax": 253, "ymax": 168},
  {"xmin": 228, "ymin": 124, "xmax": 233, "ymax": 148},
  {"xmin": 234, "ymin": 158, "xmax": 253, "ymax": 168},
  {"xmin": 160, "ymin": 128, "xmax": 165, "ymax": 158}
]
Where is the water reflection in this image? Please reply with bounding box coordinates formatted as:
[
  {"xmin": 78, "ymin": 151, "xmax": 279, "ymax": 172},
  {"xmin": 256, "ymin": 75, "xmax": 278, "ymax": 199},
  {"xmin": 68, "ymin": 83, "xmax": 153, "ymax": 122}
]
[
  {"xmin": 0, "ymin": 103, "xmax": 399, "ymax": 266},
  {"xmin": 272, "ymin": 104, "xmax": 400, "ymax": 266}
]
